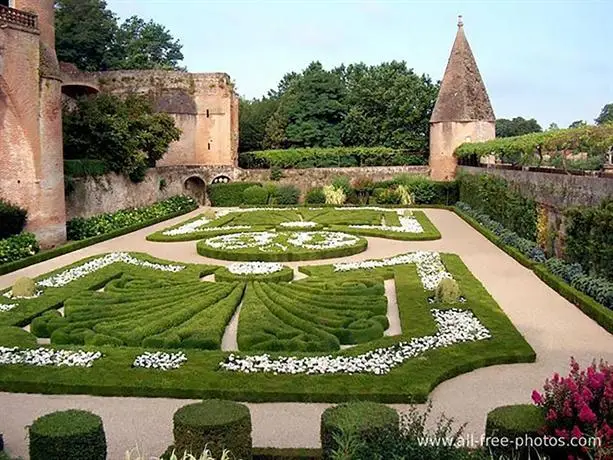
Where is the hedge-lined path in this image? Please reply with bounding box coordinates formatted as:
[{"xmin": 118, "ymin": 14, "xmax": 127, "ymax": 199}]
[{"xmin": 1, "ymin": 208, "xmax": 613, "ymax": 459}]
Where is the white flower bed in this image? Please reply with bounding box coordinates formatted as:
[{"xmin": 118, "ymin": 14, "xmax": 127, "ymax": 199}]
[
  {"xmin": 163, "ymin": 217, "xmax": 251, "ymax": 236},
  {"xmin": 227, "ymin": 262, "xmax": 284, "ymax": 275},
  {"xmin": 0, "ymin": 347, "xmax": 102, "ymax": 367},
  {"xmin": 279, "ymin": 221, "xmax": 318, "ymax": 228},
  {"xmin": 203, "ymin": 231, "xmax": 361, "ymax": 252},
  {"xmin": 348, "ymin": 209, "xmax": 423, "ymax": 233},
  {"xmin": 0, "ymin": 304, "xmax": 17, "ymax": 313},
  {"xmin": 133, "ymin": 351, "xmax": 187, "ymax": 370},
  {"xmin": 220, "ymin": 308, "xmax": 491, "ymax": 375},
  {"xmin": 216, "ymin": 207, "xmax": 299, "ymax": 218},
  {"xmin": 333, "ymin": 251, "xmax": 451, "ymax": 290}
]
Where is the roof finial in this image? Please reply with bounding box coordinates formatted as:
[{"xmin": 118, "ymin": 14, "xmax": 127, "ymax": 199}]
[{"xmin": 458, "ymin": 15, "xmax": 464, "ymax": 28}]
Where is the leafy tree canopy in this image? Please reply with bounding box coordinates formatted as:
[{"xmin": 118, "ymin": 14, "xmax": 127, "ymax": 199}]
[
  {"xmin": 63, "ymin": 94, "xmax": 181, "ymax": 181},
  {"xmin": 548, "ymin": 123, "xmax": 560, "ymax": 131},
  {"xmin": 496, "ymin": 117, "xmax": 543, "ymax": 138},
  {"xmin": 595, "ymin": 103, "xmax": 613, "ymax": 125},
  {"xmin": 568, "ymin": 120, "xmax": 588, "ymax": 129},
  {"xmin": 55, "ymin": 0, "xmax": 184, "ymax": 71}
]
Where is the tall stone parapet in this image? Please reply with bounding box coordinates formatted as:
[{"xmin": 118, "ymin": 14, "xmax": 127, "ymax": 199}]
[
  {"xmin": 429, "ymin": 16, "xmax": 496, "ymax": 181},
  {"xmin": 0, "ymin": 0, "xmax": 66, "ymax": 247}
]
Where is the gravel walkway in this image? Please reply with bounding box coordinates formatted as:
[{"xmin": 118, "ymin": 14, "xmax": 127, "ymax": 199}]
[{"xmin": 1, "ymin": 208, "xmax": 612, "ymax": 459}]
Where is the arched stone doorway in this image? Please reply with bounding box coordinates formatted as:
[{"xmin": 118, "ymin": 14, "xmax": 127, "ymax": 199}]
[{"xmin": 184, "ymin": 176, "xmax": 206, "ymax": 205}]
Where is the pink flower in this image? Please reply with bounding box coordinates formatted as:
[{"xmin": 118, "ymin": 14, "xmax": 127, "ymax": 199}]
[
  {"xmin": 532, "ymin": 390, "xmax": 544, "ymax": 405},
  {"xmin": 578, "ymin": 405, "xmax": 597, "ymax": 424},
  {"xmin": 555, "ymin": 428, "xmax": 569, "ymax": 439},
  {"xmin": 546, "ymin": 408, "xmax": 558, "ymax": 421},
  {"xmin": 570, "ymin": 425, "xmax": 583, "ymax": 439}
]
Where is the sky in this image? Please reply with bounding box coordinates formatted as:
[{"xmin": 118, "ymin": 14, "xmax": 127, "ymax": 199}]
[{"xmin": 106, "ymin": 0, "xmax": 613, "ymax": 129}]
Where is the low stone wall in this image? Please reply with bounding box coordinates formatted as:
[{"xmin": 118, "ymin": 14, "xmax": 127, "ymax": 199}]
[
  {"xmin": 65, "ymin": 165, "xmax": 429, "ymax": 219},
  {"xmin": 239, "ymin": 165, "xmax": 430, "ymax": 195}
]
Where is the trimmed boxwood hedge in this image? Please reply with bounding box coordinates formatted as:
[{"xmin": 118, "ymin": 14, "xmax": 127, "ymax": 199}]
[
  {"xmin": 0, "ymin": 326, "xmax": 38, "ymax": 347},
  {"xmin": 29, "ymin": 409, "xmax": 106, "ymax": 460},
  {"xmin": 485, "ymin": 405, "xmax": 545, "ymax": 459},
  {"xmin": 214, "ymin": 265, "xmax": 294, "ymax": 283},
  {"xmin": 208, "ymin": 182, "xmax": 262, "ymax": 207},
  {"xmin": 321, "ymin": 402, "xmax": 399, "ymax": 459},
  {"xmin": 173, "ymin": 400, "xmax": 252, "ymax": 460}
]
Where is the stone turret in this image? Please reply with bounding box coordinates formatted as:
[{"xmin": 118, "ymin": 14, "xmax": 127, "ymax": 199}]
[{"xmin": 429, "ymin": 16, "xmax": 495, "ymax": 181}]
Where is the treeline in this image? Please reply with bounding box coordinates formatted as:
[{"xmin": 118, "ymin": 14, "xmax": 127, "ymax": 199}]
[{"xmin": 239, "ymin": 61, "xmax": 439, "ymax": 155}]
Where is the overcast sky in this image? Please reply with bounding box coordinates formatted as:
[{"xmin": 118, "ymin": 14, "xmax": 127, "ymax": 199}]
[{"xmin": 106, "ymin": 0, "xmax": 613, "ymax": 128}]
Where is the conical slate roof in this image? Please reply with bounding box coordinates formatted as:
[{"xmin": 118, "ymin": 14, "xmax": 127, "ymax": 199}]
[{"xmin": 430, "ymin": 17, "xmax": 495, "ymax": 123}]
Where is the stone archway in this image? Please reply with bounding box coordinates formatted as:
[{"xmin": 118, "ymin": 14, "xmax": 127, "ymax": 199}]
[{"xmin": 184, "ymin": 176, "xmax": 206, "ymax": 204}]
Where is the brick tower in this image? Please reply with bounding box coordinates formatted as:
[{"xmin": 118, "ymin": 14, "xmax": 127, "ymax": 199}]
[
  {"xmin": 429, "ymin": 16, "xmax": 496, "ymax": 181},
  {"xmin": 0, "ymin": 0, "xmax": 66, "ymax": 247}
]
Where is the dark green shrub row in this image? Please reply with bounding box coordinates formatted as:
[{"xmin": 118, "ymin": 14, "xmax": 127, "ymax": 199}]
[
  {"xmin": 67, "ymin": 195, "xmax": 197, "ymax": 240},
  {"xmin": 456, "ymin": 202, "xmax": 545, "ymax": 262},
  {"xmin": 64, "ymin": 159, "xmax": 109, "ymax": 178},
  {"xmin": 485, "ymin": 405, "xmax": 545, "ymax": 459},
  {"xmin": 374, "ymin": 176, "xmax": 459, "ymax": 205},
  {"xmin": 565, "ymin": 199, "xmax": 613, "ymax": 279},
  {"xmin": 545, "ymin": 258, "xmax": 613, "ymax": 310},
  {"xmin": 173, "ymin": 400, "xmax": 252, "ymax": 460},
  {"xmin": 253, "ymin": 448, "xmax": 322, "ymax": 460},
  {"xmin": 238, "ymin": 277, "xmax": 387, "ymax": 352},
  {"xmin": 239, "ymin": 147, "xmax": 427, "ymax": 169},
  {"xmin": 321, "ymin": 402, "xmax": 399, "ymax": 460},
  {"xmin": 214, "ymin": 265, "xmax": 294, "ymax": 283},
  {"xmin": 457, "ymin": 173, "xmax": 536, "ymax": 240},
  {"xmin": 209, "ymin": 182, "xmax": 262, "ymax": 206},
  {"xmin": 197, "ymin": 237, "xmax": 367, "ymax": 262},
  {"xmin": 241, "ymin": 184, "xmax": 301, "ymax": 206},
  {"xmin": 29, "ymin": 410, "xmax": 106, "ymax": 460},
  {"xmin": 0, "ymin": 200, "xmax": 27, "ymax": 239},
  {"xmin": 0, "ymin": 232, "xmax": 39, "ymax": 265}
]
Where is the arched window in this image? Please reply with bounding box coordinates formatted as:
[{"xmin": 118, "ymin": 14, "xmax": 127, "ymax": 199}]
[{"xmin": 211, "ymin": 175, "xmax": 231, "ymax": 185}]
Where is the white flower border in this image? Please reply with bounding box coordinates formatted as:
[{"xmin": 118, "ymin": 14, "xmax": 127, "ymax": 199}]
[
  {"xmin": 227, "ymin": 262, "xmax": 284, "ymax": 275},
  {"xmin": 279, "ymin": 221, "xmax": 318, "ymax": 228},
  {"xmin": 0, "ymin": 347, "xmax": 102, "ymax": 367},
  {"xmin": 133, "ymin": 351, "xmax": 187, "ymax": 370},
  {"xmin": 0, "ymin": 303, "xmax": 17, "ymax": 313},
  {"xmin": 220, "ymin": 308, "xmax": 491, "ymax": 375},
  {"xmin": 202, "ymin": 231, "xmax": 361, "ymax": 252}
]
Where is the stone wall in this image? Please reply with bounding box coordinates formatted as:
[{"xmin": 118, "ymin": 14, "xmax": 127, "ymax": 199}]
[{"xmin": 65, "ymin": 165, "xmax": 429, "ymax": 219}]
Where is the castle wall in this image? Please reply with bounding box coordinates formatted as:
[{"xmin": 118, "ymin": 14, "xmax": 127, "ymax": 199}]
[
  {"xmin": 96, "ymin": 71, "xmax": 238, "ymax": 167},
  {"xmin": 429, "ymin": 121, "xmax": 495, "ymax": 181}
]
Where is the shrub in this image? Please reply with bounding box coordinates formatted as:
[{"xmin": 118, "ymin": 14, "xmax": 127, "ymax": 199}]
[
  {"xmin": 12, "ymin": 277, "xmax": 36, "ymax": 297},
  {"xmin": 29, "ymin": 409, "xmax": 107, "ymax": 460},
  {"xmin": 64, "ymin": 159, "xmax": 109, "ymax": 178},
  {"xmin": 275, "ymin": 185, "xmax": 301, "ymax": 205},
  {"xmin": 67, "ymin": 195, "xmax": 197, "ymax": 240},
  {"xmin": 396, "ymin": 184, "xmax": 414, "ymax": 206},
  {"xmin": 208, "ymin": 182, "xmax": 262, "ymax": 207},
  {"xmin": 242, "ymin": 186, "xmax": 269, "ymax": 205},
  {"xmin": 434, "ymin": 278, "xmax": 460, "ymax": 304},
  {"xmin": 352, "ymin": 177, "xmax": 375, "ymax": 204},
  {"xmin": 323, "ymin": 185, "xmax": 346, "ymax": 205},
  {"xmin": 173, "ymin": 400, "xmax": 252, "ymax": 460},
  {"xmin": 270, "ymin": 166, "xmax": 283, "ymax": 181},
  {"xmin": 238, "ymin": 147, "xmax": 427, "ymax": 169},
  {"xmin": 0, "ymin": 232, "xmax": 40, "ymax": 264},
  {"xmin": 305, "ymin": 187, "xmax": 326, "ymax": 205},
  {"xmin": 485, "ymin": 405, "xmax": 545, "ymax": 459},
  {"xmin": 0, "ymin": 200, "xmax": 27, "ymax": 239},
  {"xmin": 372, "ymin": 188, "xmax": 401, "ymax": 205},
  {"xmin": 321, "ymin": 402, "xmax": 399, "ymax": 459},
  {"xmin": 0, "ymin": 326, "xmax": 37, "ymax": 347},
  {"xmin": 531, "ymin": 358, "xmax": 613, "ymax": 459}
]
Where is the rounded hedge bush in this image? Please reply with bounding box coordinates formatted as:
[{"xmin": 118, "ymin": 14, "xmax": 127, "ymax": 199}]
[
  {"xmin": 173, "ymin": 400, "xmax": 252, "ymax": 460},
  {"xmin": 321, "ymin": 402, "xmax": 399, "ymax": 459},
  {"xmin": 305, "ymin": 187, "xmax": 326, "ymax": 205},
  {"xmin": 0, "ymin": 326, "xmax": 37, "ymax": 347},
  {"xmin": 485, "ymin": 404, "xmax": 545, "ymax": 458},
  {"xmin": 29, "ymin": 409, "xmax": 106, "ymax": 460},
  {"xmin": 242, "ymin": 186, "xmax": 269, "ymax": 205}
]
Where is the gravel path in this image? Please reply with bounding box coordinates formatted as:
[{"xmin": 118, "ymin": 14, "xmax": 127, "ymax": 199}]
[{"xmin": 1, "ymin": 208, "xmax": 612, "ymax": 459}]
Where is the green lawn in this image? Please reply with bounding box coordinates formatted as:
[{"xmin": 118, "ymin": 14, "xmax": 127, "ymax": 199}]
[{"xmin": 0, "ymin": 252, "xmax": 535, "ymax": 403}]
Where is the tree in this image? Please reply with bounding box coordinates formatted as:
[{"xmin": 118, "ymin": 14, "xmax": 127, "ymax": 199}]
[
  {"xmin": 55, "ymin": 0, "xmax": 184, "ymax": 71},
  {"xmin": 595, "ymin": 103, "xmax": 613, "ymax": 125},
  {"xmin": 239, "ymin": 97, "xmax": 278, "ymax": 152},
  {"xmin": 568, "ymin": 120, "xmax": 587, "ymax": 129},
  {"xmin": 548, "ymin": 123, "xmax": 560, "ymax": 131},
  {"xmin": 340, "ymin": 61, "xmax": 438, "ymax": 151},
  {"xmin": 55, "ymin": 0, "xmax": 120, "ymax": 71},
  {"xmin": 264, "ymin": 62, "xmax": 346, "ymax": 148},
  {"xmin": 496, "ymin": 117, "xmax": 542, "ymax": 137},
  {"xmin": 114, "ymin": 17, "xmax": 184, "ymax": 70},
  {"xmin": 63, "ymin": 94, "xmax": 181, "ymax": 181}
]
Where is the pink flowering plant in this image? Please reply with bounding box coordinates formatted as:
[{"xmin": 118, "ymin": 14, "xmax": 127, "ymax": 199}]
[{"xmin": 531, "ymin": 358, "xmax": 613, "ymax": 459}]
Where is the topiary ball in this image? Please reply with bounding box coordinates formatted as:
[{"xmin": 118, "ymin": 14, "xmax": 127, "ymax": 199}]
[
  {"xmin": 29, "ymin": 409, "xmax": 106, "ymax": 460},
  {"xmin": 321, "ymin": 402, "xmax": 399, "ymax": 459},
  {"xmin": 173, "ymin": 400, "xmax": 252, "ymax": 460},
  {"xmin": 12, "ymin": 277, "xmax": 36, "ymax": 297},
  {"xmin": 434, "ymin": 277, "xmax": 461, "ymax": 304}
]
